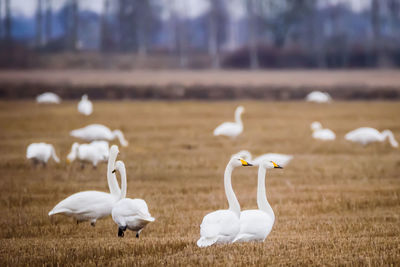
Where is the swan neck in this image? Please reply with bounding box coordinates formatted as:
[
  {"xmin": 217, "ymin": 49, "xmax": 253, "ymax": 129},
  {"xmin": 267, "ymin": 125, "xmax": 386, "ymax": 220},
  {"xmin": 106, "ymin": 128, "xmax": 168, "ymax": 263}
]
[
  {"xmin": 119, "ymin": 166, "xmax": 127, "ymax": 200},
  {"xmin": 224, "ymin": 163, "xmax": 240, "ymax": 217},
  {"xmin": 107, "ymin": 151, "xmax": 121, "ymax": 196},
  {"xmin": 113, "ymin": 130, "xmax": 128, "ymax": 146},
  {"xmin": 382, "ymin": 130, "xmax": 399, "ymax": 148},
  {"xmin": 235, "ymin": 110, "xmax": 243, "ymax": 126},
  {"xmin": 257, "ymin": 166, "xmax": 275, "ymax": 221}
]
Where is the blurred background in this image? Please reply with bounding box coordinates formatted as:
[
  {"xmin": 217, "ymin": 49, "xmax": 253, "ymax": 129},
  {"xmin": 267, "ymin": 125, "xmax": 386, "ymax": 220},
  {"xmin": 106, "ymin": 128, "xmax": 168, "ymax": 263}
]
[{"xmin": 1, "ymin": 0, "xmax": 399, "ymax": 70}]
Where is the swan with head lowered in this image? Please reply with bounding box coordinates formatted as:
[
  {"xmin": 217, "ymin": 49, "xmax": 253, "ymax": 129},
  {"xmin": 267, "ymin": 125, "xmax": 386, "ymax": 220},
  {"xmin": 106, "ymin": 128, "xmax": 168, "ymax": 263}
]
[
  {"xmin": 77, "ymin": 94, "xmax": 93, "ymax": 116},
  {"xmin": 345, "ymin": 127, "xmax": 398, "ymax": 148},
  {"xmin": 234, "ymin": 150, "xmax": 293, "ymax": 167},
  {"xmin": 67, "ymin": 141, "xmax": 109, "ymax": 167},
  {"xmin": 36, "ymin": 92, "xmax": 61, "ymax": 104},
  {"xmin": 233, "ymin": 160, "xmax": 282, "ymax": 243},
  {"xmin": 213, "ymin": 106, "xmax": 244, "ymax": 139},
  {"xmin": 197, "ymin": 156, "xmax": 252, "ymax": 247},
  {"xmin": 70, "ymin": 124, "xmax": 128, "ymax": 147},
  {"xmin": 111, "ymin": 161, "xmax": 155, "ymax": 238},
  {"xmin": 48, "ymin": 145, "xmax": 122, "ymax": 226},
  {"xmin": 311, "ymin": 121, "xmax": 336, "ymax": 141},
  {"xmin": 26, "ymin": 143, "xmax": 60, "ymax": 166},
  {"xmin": 305, "ymin": 91, "xmax": 332, "ymax": 103}
]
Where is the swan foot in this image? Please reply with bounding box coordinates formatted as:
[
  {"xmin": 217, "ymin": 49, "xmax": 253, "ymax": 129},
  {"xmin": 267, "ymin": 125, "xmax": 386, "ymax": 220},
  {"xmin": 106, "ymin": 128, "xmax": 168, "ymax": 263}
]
[
  {"xmin": 118, "ymin": 226, "xmax": 126, "ymax": 237},
  {"xmin": 80, "ymin": 163, "xmax": 85, "ymax": 170},
  {"xmin": 136, "ymin": 232, "xmax": 139, "ymax": 238}
]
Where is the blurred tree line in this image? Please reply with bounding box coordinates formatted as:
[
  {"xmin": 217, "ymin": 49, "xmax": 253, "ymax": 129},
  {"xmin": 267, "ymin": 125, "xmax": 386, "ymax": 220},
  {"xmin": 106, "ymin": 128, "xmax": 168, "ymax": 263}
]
[{"xmin": 0, "ymin": 0, "xmax": 400, "ymax": 69}]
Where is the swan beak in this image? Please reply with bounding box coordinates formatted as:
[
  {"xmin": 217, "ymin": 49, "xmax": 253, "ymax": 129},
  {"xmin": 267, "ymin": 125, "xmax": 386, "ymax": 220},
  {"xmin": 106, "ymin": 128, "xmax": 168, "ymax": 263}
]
[
  {"xmin": 272, "ymin": 161, "xmax": 283, "ymax": 169},
  {"xmin": 66, "ymin": 159, "xmax": 71, "ymax": 164},
  {"xmin": 112, "ymin": 169, "xmax": 116, "ymax": 173},
  {"xmin": 240, "ymin": 159, "xmax": 252, "ymax": 166}
]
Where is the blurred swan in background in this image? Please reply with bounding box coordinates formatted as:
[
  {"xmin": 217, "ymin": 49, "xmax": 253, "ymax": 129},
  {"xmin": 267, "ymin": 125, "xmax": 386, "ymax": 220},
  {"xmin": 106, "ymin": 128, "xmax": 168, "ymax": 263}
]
[
  {"xmin": 213, "ymin": 106, "xmax": 244, "ymax": 138},
  {"xmin": 197, "ymin": 156, "xmax": 252, "ymax": 248},
  {"xmin": 234, "ymin": 150, "xmax": 293, "ymax": 167},
  {"xmin": 26, "ymin": 142, "xmax": 60, "ymax": 165},
  {"xmin": 77, "ymin": 94, "xmax": 93, "ymax": 116},
  {"xmin": 112, "ymin": 161, "xmax": 155, "ymax": 238},
  {"xmin": 36, "ymin": 92, "xmax": 61, "ymax": 104},
  {"xmin": 233, "ymin": 160, "xmax": 282, "ymax": 243},
  {"xmin": 67, "ymin": 141, "xmax": 109, "ymax": 167},
  {"xmin": 70, "ymin": 124, "xmax": 128, "ymax": 147},
  {"xmin": 306, "ymin": 91, "xmax": 332, "ymax": 103},
  {"xmin": 345, "ymin": 127, "xmax": 398, "ymax": 148},
  {"xmin": 48, "ymin": 145, "xmax": 124, "ymax": 226},
  {"xmin": 311, "ymin": 121, "xmax": 336, "ymax": 141}
]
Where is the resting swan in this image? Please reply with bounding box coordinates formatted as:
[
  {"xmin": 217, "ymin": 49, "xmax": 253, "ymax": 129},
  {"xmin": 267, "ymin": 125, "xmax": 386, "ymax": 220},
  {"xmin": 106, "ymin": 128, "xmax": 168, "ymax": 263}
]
[
  {"xmin": 311, "ymin": 121, "xmax": 336, "ymax": 141},
  {"xmin": 77, "ymin": 94, "xmax": 93, "ymax": 116},
  {"xmin": 213, "ymin": 106, "xmax": 244, "ymax": 138},
  {"xmin": 70, "ymin": 124, "xmax": 128, "ymax": 147},
  {"xmin": 345, "ymin": 127, "xmax": 398, "ymax": 148},
  {"xmin": 233, "ymin": 160, "xmax": 282, "ymax": 243},
  {"xmin": 26, "ymin": 143, "xmax": 60, "ymax": 165},
  {"xmin": 111, "ymin": 161, "xmax": 155, "ymax": 238},
  {"xmin": 48, "ymin": 145, "xmax": 123, "ymax": 226},
  {"xmin": 197, "ymin": 156, "xmax": 252, "ymax": 247},
  {"xmin": 67, "ymin": 141, "xmax": 109, "ymax": 167},
  {"xmin": 235, "ymin": 150, "xmax": 293, "ymax": 167},
  {"xmin": 305, "ymin": 91, "xmax": 332, "ymax": 103},
  {"xmin": 36, "ymin": 92, "xmax": 61, "ymax": 104}
]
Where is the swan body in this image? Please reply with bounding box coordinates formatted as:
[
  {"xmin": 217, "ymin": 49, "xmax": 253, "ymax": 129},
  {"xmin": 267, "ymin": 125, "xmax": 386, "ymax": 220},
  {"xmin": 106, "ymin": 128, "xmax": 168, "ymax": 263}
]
[
  {"xmin": 111, "ymin": 161, "xmax": 155, "ymax": 238},
  {"xmin": 70, "ymin": 124, "xmax": 128, "ymax": 147},
  {"xmin": 26, "ymin": 143, "xmax": 60, "ymax": 164},
  {"xmin": 197, "ymin": 156, "xmax": 252, "ymax": 247},
  {"xmin": 67, "ymin": 141, "xmax": 109, "ymax": 166},
  {"xmin": 345, "ymin": 127, "xmax": 398, "ymax": 147},
  {"xmin": 36, "ymin": 92, "xmax": 61, "ymax": 104},
  {"xmin": 48, "ymin": 145, "xmax": 123, "ymax": 225},
  {"xmin": 213, "ymin": 106, "xmax": 244, "ymax": 138},
  {"xmin": 305, "ymin": 91, "xmax": 332, "ymax": 103},
  {"xmin": 77, "ymin": 94, "xmax": 93, "ymax": 116},
  {"xmin": 235, "ymin": 150, "xmax": 293, "ymax": 167},
  {"xmin": 311, "ymin": 121, "xmax": 336, "ymax": 141},
  {"xmin": 233, "ymin": 160, "xmax": 282, "ymax": 243}
]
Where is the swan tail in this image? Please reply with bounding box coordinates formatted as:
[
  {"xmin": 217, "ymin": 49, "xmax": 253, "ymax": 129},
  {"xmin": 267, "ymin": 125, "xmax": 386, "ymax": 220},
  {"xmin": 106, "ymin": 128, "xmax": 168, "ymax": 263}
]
[
  {"xmin": 50, "ymin": 145, "xmax": 60, "ymax": 163},
  {"xmin": 113, "ymin": 130, "xmax": 128, "ymax": 147},
  {"xmin": 144, "ymin": 216, "xmax": 155, "ymax": 222},
  {"xmin": 232, "ymin": 234, "xmax": 253, "ymax": 243},
  {"xmin": 382, "ymin": 130, "xmax": 399, "ymax": 148},
  {"xmin": 196, "ymin": 236, "xmax": 218, "ymax": 247}
]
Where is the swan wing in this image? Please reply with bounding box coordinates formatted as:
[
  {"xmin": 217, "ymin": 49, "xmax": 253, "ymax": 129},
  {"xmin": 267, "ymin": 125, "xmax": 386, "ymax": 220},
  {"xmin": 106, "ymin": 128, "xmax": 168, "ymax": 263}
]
[
  {"xmin": 233, "ymin": 210, "xmax": 273, "ymax": 243},
  {"xmin": 213, "ymin": 122, "xmax": 241, "ymax": 137}
]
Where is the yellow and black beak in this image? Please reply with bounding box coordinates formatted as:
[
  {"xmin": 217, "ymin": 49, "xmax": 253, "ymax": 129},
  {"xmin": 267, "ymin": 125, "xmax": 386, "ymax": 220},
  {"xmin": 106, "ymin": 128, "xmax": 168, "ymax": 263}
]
[
  {"xmin": 112, "ymin": 169, "xmax": 116, "ymax": 173},
  {"xmin": 272, "ymin": 161, "xmax": 283, "ymax": 169},
  {"xmin": 240, "ymin": 159, "xmax": 253, "ymax": 166}
]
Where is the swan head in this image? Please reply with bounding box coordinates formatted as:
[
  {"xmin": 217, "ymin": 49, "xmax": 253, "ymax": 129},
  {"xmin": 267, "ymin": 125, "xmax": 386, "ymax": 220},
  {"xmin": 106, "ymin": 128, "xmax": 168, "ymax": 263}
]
[
  {"xmin": 260, "ymin": 160, "xmax": 283, "ymax": 169},
  {"xmin": 112, "ymin": 160, "xmax": 125, "ymax": 173},
  {"xmin": 236, "ymin": 106, "xmax": 245, "ymax": 115},
  {"xmin": 82, "ymin": 94, "xmax": 88, "ymax": 100},
  {"xmin": 230, "ymin": 156, "xmax": 252, "ymax": 167},
  {"xmin": 232, "ymin": 150, "xmax": 252, "ymax": 162},
  {"xmin": 110, "ymin": 145, "xmax": 119, "ymax": 157},
  {"xmin": 66, "ymin": 143, "xmax": 79, "ymax": 163},
  {"xmin": 311, "ymin": 121, "xmax": 322, "ymax": 131}
]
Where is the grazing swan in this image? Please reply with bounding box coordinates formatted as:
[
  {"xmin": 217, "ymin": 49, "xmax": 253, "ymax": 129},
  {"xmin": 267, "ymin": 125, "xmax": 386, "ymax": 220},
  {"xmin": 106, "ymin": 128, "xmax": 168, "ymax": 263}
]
[
  {"xmin": 345, "ymin": 127, "xmax": 398, "ymax": 148},
  {"xmin": 197, "ymin": 156, "xmax": 252, "ymax": 247},
  {"xmin": 234, "ymin": 150, "xmax": 293, "ymax": 167},
  {"xmin": 26, "ymin": 143, "xmax": 60, "ymax": 165},
  {"xmin": 36, "ymin": 92, "xmax": 61, "ymax": 104},
  {"xmin": 77, "ymin": 94, "xmax": 93, "ymax": 116},
  {"xmin": 111, "ymin": 161, "xmax": 155, "ymax": 238},
  {"xmin": 233, "ymin": 160, "xmax": 282, "ymax": 243},
  {"xmin": 67, "ymin": 141, "xmax": 109, "ymax": 167},
  {"xmin": 48, "ymin": 145, "xmax": 123, "ymax": 225},
  {"xmin": 311, "ymin": 121, "xmax": 336, "ymax": 141},
  {"xmin": 305, "ymin": 91, "xmax": 332, "ymax": 103},
  {"xmin": 70, "ymin": 124, "xmax": 128, "ymax": 147},
  {"xmin": 213, "ymin": 106, "xmax": 244, "ymax": 138}
]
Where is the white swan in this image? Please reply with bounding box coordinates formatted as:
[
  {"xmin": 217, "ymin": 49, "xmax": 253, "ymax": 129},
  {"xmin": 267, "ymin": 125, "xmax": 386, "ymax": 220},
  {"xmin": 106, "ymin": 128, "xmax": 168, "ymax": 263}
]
[
  {"xmin": 48, "ymin": 145, "xmax": 123, "ymax": 226},
  {"xmin": 305, "ymin": 91, "xmax": 332, "ymax": 103},
  {"xmin": 26, "ymin": 143, "xmax": 60, "ymax": 165},
  {"xmin": 36, "ymin": 92, "xmax": 61, "ymax": 104},
  {"xmin": 77, "ymin": 94, "xmax": 93, "ymax": 116},
  {"xmin": 345, "ymin": 127, "xmax": 398, "ymax": 148},
  {"xmin": 233, "ymin": 160, "xmax": 282, "ymax": 243},
  {"xmin": 213, "ymin": 106, "xmax": 244, "ymax": 138},
  {"xmin": 70, "ymin": 124, "xmax": 128, "ymax": 147},
  {"xmin": 111, "ymin": 161, "xmax": 155, "ymax": 238},
  {"xmin": 311, "ymin": 121, "xmax": 336, "ymax": 141},
  {"xmin": 234, "ymin": 150, "xmax": 293, "ymax": 167},
  {"xmin": 67, "ymin": 141, "xmax": 109, "ymax": 167},
  {"xmin": 197, "ymin": 156, "xmax": 252, "ymax": 247}
]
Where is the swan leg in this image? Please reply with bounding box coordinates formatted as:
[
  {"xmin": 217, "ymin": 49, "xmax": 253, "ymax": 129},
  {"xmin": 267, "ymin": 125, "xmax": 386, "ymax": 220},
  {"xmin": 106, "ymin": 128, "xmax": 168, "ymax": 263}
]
[
  {"xmin": 136, "ymin": 229, "xmax": 143, "ymax": 238},
  {"xmin": 90, "ymin": 220, "xmax": 96, "ymax": 227},
  {"xmin": 118, "ymin": 226, "xmax": 126, "ymax": 237},
  {"xmin": 80, "ymin": 162, "xmax": 85, "ymax": 170}
]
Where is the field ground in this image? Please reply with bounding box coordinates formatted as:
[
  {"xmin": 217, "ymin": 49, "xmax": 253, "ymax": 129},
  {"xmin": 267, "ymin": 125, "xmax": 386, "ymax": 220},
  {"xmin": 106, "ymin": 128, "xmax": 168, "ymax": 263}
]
[
  {"xmin": 0, "ymin": 100, "xmax": 399, "ymax": 266},
  {"xmin": 1, "ymin": 70, "xmax": 400, "ymax": 100}
]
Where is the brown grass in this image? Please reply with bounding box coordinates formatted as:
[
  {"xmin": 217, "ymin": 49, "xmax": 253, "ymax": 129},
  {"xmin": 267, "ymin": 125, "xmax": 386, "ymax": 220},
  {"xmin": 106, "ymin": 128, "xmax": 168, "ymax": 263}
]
[{"xmin": 0, "ymin": 100, "xmax": 399, "ymax": 266}]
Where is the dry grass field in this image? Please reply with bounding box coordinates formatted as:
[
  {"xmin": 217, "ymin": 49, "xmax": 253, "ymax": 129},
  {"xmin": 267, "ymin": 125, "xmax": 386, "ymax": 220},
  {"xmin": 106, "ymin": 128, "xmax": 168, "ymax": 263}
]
[{"xmin": 0, "ymin": 100, "xmax": 399, "ymax": 266}]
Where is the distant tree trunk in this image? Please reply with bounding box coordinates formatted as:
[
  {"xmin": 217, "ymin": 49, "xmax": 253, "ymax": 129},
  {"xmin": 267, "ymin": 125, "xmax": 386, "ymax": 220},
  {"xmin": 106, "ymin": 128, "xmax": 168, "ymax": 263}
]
[
  {"xmin": 0, "ymin": 0, "xmax": 3, "ymax": 39},
  {"xmin": 45, "ymin": 0, "xmax": 52, "ymax": 44},
  {"xmin": 70, "ymin": 0, "xmax": 79, "ymax": 50},
  {"xmin": 100, "ymin": 0, "xmax": 109, "ymax": 51},
  {"xmin": 36, "ymin": 0, "xmax": 43, "ymax": 47},
  {"xmin": 118, "ymin": 0, "xmax": 125, "ymax": 51},
  {"xmin": 371, "ymin": 0, "xmax": 381, "ymax": 66},
  {"xmin": 176, "ymin": 1, "xmax": 188, "ymax": 68},
  {"xmin": 247, "ymin": 0, "xmax": 259, "ymax": 69},
  {"xmin": 209, "ymin": 0, "xmax": 220, "ymax": 69},
  {"xmin": 4, "ymin": 0, "xmax": 11, "ymax": 42}
]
